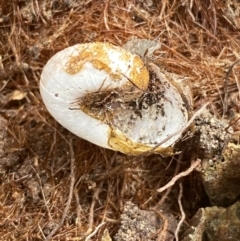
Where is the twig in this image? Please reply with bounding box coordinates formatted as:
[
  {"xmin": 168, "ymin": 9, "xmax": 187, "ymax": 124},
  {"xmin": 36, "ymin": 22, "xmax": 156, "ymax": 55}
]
[
  {"xmin": 6, "ymin": 34, "xmax": 20, "ymax": 66},
  {"xmin": 85, "ymin": 222, "xmax": 106, "ymax": 241},
  {"xmin": 156, "ymin": 152, "xmax": 182, "ymax": 207},
  {"xmin": 84, "ymin": 187, "xmax": 101, "ymax": 236},
  {"xmin": 38, "ymin": 223, "xmax": 47, "ymax": 240},
  {"xmin": 103, "ymin": 0, "xmax": 110, "ymax": 30},
  {"xmin": 150, "ymin": 208, "xmax": 168, "ymax": 241},
  {"xmin": 223, "ymin": 59, "xmax": 240, "ymax": 117},
  {"xmin": 174, "ymin": 183, "xmax": 185, "ymax": 241},
  {"xmin": 159, "ymin": 0, "xmax": 167, "ymax": 19},
  {"xmin": 45, "ymin": 139, "xmax": 75, "ymax": 241},
  {"xmin": 74, "ymin": 188, "xmax": 82, "ymax": 230},
  {"xmin": 157, "ymin": 159, "xmax": 201, "ymax": 193},
  {"xmin": 30, "ymin": 165, "xmax": 52, "ymax": 219}
]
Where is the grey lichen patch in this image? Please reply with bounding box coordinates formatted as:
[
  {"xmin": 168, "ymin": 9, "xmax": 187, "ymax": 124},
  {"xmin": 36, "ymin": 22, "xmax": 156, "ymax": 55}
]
[
  {"xmin": 192, "ymin": 110, "xmax": 239, "ymax": 206},
  {"xmin": 202, "ymin": 142, "xmax": 240, "ymax": 206},
  {"xmin": 182, "ymin": 201, "xmax": 240, "ymax": 241},
  {"xmin": 114, "ymin": 201, "xmax": 177, "ymax": 241},
  {"xmin": 193, "ymin": 110, "xmax": 231, "ymax": 160}
]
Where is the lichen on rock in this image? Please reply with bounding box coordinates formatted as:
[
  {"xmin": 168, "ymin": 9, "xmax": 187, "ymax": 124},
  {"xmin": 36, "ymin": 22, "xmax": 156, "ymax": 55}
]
[{"xmin": 182, "ymin": 201, "xmax": 240, "ymax": 241}]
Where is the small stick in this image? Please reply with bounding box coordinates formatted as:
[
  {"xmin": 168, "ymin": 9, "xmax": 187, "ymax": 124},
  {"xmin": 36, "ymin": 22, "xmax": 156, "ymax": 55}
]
[
  {"xmin": 85, "ymin": 222, "xmax": 106, "ymax": 241},
  {"xmin": 74, "ymin": 188, "xmax": 82, "ymax": 230},
  {"xmin": 84, "ymin": 187, "xmax": 101, "ymax": 236},
  {"xmin": 45, "ymin": 139, "xmax": 75, "ymax": 241},
  {"xmin": 150, "ymin": 208, "xmax": 168, "ymax": 241},
  {"xmin": 174, "ymin": 183, "xmax": 185, "ymax": 241},
  {"xmin": 157, "ymin": 159, "xmax": 201, "ymax": 193},
  {"xmin": 103, "ymin": 0, "xmax": 110, "ymax": 30},
  {"xmin": 156, "ymin": 152, "xmax": 182, "ymax": 207},
  {"xmin": 7, "ymin": 34, "xmax": 20, "ymax": 66},
  {"xmin": 223, "ymin": 59, "xmax": 240, "ymax": 117},
  {"xmin": 30, "ymin": 165, "xmax": 52, "ymax": 219}
]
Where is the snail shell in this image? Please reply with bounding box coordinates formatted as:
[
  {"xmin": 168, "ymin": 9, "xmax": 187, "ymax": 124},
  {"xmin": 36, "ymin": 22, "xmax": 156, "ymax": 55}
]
[{"xmin": 40, "ymin": 42, "xmax": 189, "ymax": 156}]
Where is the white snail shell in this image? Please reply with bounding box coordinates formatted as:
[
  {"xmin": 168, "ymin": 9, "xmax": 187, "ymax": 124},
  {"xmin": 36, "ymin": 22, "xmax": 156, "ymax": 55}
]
[{"xmin": 40, "ymin": 42, "xmax": 189, "ymax": 156}]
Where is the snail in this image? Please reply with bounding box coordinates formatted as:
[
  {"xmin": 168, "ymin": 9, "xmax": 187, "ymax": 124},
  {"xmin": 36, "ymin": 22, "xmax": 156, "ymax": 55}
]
[{"xmin": 40, "ymin": 42, "xmax": 190, "ymax": 156}]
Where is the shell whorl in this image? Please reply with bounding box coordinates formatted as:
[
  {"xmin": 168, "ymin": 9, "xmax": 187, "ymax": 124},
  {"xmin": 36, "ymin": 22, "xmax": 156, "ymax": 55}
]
[{"xmin": 40, "ymin": 42, "xmax": 189, "ymax": 156}]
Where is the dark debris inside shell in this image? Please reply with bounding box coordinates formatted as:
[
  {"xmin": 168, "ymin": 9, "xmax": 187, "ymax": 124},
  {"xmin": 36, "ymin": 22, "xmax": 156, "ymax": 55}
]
[
  {"xmin": 79, "ymin": 67, "xmax": 187, "ymax": 146},
  {"xmin": 111, "ymin": 71, "xmax": 173, "ymax": 145},
  {"xmin": 79, "ymin": 70, "xmax": 165, "ymax": 116}
]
